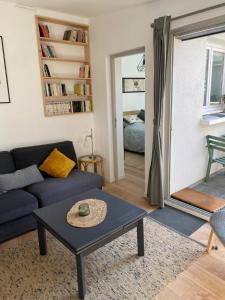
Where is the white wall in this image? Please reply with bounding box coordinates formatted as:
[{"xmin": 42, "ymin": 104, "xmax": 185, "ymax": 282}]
[
  {"xmin": 0, "ymin": 1, "xmax": 94, "ymax": 157},
  {"xmin": 90, "ymin": 0, "xmax": 225, "ymax": 186},
  {"xmin": 121, "ymin": 53, "xmax": 145, "ymax": 112},
  {"xmin": 171, "ymin": 36, "xmax": 225, "ymax": 193}
]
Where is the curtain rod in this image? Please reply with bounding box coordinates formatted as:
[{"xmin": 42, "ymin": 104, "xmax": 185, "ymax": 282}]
[{"xmin": 150, "ymin": 2, "xmax": 225, "ymax": 28}]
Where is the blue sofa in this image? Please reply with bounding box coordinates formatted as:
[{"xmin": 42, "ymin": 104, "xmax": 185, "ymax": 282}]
[{"xmin": 0, "ymin": 141, "xmax": 104, "ymax": 242}]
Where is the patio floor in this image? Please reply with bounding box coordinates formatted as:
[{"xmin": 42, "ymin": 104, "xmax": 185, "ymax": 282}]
[{"xmin": 193, "ymin": 170, "xmax": 225, "ymax": 200}]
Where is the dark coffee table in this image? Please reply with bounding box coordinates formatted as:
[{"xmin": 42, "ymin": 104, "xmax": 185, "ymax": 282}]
[{"xmin": 33, "ymin": 188, "xmax": 147, "ymax": 299}]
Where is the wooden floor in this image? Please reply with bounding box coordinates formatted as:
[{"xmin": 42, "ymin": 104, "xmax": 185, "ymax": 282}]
[
  {"xmin": 106, "ymin": 151, "xmax": 150, "ymax": 211},
  {"xmin": 1, "ymin": 155, "xmax": 225, "ymax": 299}
]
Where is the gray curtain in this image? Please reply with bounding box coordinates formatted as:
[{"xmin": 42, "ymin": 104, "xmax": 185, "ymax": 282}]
[{"xmin": 147, "ymin": 16, "xmax": 171, "ymax": 207}]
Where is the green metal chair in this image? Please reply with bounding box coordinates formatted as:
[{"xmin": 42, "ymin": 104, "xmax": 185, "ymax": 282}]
[{"xmin": 205, "ymin": 135, "xmax": 225, "ymax": 182}]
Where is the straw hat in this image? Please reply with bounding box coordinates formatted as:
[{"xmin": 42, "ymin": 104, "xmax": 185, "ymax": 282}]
[{"xmin": 67, "ymin": 199, "xmax": 107, "ymax": 228}]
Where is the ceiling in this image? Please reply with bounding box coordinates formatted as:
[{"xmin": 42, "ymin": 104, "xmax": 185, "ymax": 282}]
[{"xmin": 5, "ymin": 0, "xmax": 156, "ymax": 17}]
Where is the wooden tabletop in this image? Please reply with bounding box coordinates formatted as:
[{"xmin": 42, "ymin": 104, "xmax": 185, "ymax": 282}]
[{"xmin": 78, "ymin": 155, "xmax": 103, "ymax": 163}]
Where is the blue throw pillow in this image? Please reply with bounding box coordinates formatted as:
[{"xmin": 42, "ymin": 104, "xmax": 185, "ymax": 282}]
[{"xmin": 0, "ymin": 165, "xmax": 44, "ymax": 194}]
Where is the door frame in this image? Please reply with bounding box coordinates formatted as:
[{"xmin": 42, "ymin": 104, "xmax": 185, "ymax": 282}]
[{"xmin": 110, "ymin": 47, "xmax": 145, "ymax": 181}]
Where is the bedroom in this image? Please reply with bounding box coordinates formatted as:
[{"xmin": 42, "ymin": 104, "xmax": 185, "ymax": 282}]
[{"xmin": 113, "ymin": 52, "xmax": 145, "ymax": 190}]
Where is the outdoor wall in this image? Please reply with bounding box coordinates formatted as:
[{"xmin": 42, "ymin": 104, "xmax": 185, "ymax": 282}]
[
  {"xmin": 121, "ymin": 53, "xmax": 145, "ymax": 112},
  {"xmin": 171, "ymin": 36, "xmax": 225, "ymax": 193},
  {"xmin": 0, "ymin": 1, "xmax": 93, "ymax": 156}
]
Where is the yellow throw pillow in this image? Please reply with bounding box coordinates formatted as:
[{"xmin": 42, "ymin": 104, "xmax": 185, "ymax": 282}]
[{"xmin": 39, "ymin": 148, "xmax": 75, "ymax": 178}]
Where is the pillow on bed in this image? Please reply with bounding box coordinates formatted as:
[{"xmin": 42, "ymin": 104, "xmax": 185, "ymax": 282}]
[
  {"xmin": 137, "ymin": 109, "xmax": 145, "ymax": 121},
  {"xmin": 123, "ymin": 115, "xmax": 142, "ymax": 124}
]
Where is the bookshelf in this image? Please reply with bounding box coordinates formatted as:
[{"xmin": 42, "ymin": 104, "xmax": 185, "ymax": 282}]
[{"xmin": 35, "ymin": 16, "xmax": 93, "ymax": 117}]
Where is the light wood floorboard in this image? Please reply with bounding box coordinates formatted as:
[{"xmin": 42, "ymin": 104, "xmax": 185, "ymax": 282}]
[{"xmin": 1, "ymin": 152, "xmax": 225, "ymax": 299}]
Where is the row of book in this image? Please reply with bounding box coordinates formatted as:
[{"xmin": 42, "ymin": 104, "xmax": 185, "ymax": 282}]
[
  {"xmin": 46, "ymin": 101, "xmax": 92, "ymax": 115},
  {"xmin": 39, "ymin": 24, "xmax": 50, "ymax": 38},
  {"xmin": 74, "ymin": 84, "xmax": 90, "ymax": 96},
  {"xmin": 42, "ymin": 64, "xmax": 90, "ymax": 79},
  {"xmin": 41, "ymin": 44, "xmax": 56, "ymax": 58},
  {"xmin": 79, "ymin": 65, "xmax": 90, "ymax": 78},
  {"xmin": 44, "ymin": 83, "xmax": 67, "ymax": 97},
  {"xmin": 38, "ymin": 23, "xmax": 88, "ymax": 44},
  {"xmin": 44, "ymin": 83, "xmax": 91, "ymax": 97},
  {"xmin": 63, "ymin": 29, "xmax": 88, "ymax": 44}
]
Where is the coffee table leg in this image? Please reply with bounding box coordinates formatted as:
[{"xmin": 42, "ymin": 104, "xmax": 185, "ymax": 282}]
[
  {"xmin": 37, "ymin": 222, "xmax": 47, "ymax": 255},
  {"xmin": 76, "ymin": 254, "xmax": 86, "ymax": 299},
  {"xmin": 137, "ymin": 219, "xmax": 144, "ymax": 256}
]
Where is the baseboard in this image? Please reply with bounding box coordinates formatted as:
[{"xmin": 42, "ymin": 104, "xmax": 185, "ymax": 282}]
[
  {"xmin": 117, "ymin": 174, "xmax": 126, "ymax": 180},
  {"xmin": 104, "ymin": 175, "xmax": 115, "ymax": 184}
]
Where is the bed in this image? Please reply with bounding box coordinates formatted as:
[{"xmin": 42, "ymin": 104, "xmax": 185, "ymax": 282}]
[{"xmin": 123, "ymin": 110, "xmax": 145, "ymax": 154}]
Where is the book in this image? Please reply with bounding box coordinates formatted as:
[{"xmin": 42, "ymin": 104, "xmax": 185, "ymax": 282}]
[
  {"xmin": 61, "ymin": 84, "xmax": 67, "ymax": 96},
  {"xmin": 40, "ymin": 45, "xmax": 45, "ymax": 57},
  {"xmin": 70, "ymin": 30, "xmax": 77, "ymax": 41},
  {"xmin": 39, "ymin": 24, "xmax": 44, "ymax": 37},
  {"xmin": 84, "ymin": 65, "xmax": 90, "ymax": 78},
  {"xmin": 41, "ymin": 45, "xmax": 50, "ymax": 57},
  {"xmin": 39, "ymin": 24, "xmax": 50, "ymax": 38},
  {"xmin": 43, "ymin": 64, "xmax": 51, "ymax": 77},
  {"xmin": 63, "ymin": 30, "xmax": 68, "ymax": 40},
  {"xmin": 85, "ymin": 101, "xmax": 91, "ymax": 112},
  {"xmin": 49, "ymin": 46, "xmax": 56, "ymax": 57},
  {"xmin": 74, "ymin": 84, "xmax": 83, "ymax": 96},
  {"xmin": 85, "ymin": 84, "xmax": 90, "ymax": 96},
  {"xmin": 41, "ymin": 25, "xmax": 49, "ymax": 38},
  {"xmin": 74, "ymin": 84, "xmax": 90, "ymax": 96},
  {"xmin": 79, "ymin": 65, "xmax": 85, "ymax": 78},
  {"xmin": 47, "ymin": 83, "xmax": 52, "ymax": 96},
  {"xmin": 46, "ymin": 45, "xmax": 56, "ymax": 58},
  {"xmin": 79, "ymin": 65, "xmax": 90, "ymax": 78}
]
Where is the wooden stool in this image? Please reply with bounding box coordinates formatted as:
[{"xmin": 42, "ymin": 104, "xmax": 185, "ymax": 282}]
[{"xmin": 78, "ymin": 155, "xmax": 104, "ymax": 178}]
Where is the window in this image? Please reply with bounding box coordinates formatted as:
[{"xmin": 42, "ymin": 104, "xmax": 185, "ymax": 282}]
[{"xmin": 203, "ymin": 47, "xmax": 225, "ymax": 114}]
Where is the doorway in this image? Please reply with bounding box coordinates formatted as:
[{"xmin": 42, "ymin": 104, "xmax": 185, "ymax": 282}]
[
  {"xmin": 167, "ymin": 17, "xmax": 225, "ymax": 220},
  {"xmin": 111, "ymin": 49, "xmax": 145, "ymax": 192}
]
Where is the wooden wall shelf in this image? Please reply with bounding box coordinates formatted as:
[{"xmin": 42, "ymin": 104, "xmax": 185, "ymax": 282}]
[
  {"xmin": 41, "ymin": 57, "xmax": 88, "ymax": 64},
  {"xmin": 36, "ymin": 15, "xmax": 93, "ymax": 117},
  {"xmin": 37, "ymin": 15, "xmax": 89, "ymax": 29},
  {"xmin": 44, "ymin": 95, "xmax": 92, "ymax": 101},
  {"xmin": 43, "ymin": 76, "xmax": 92, "ymax": 81},
  {"xmin": 40, "ymin": 37, "xmax": 88, "ymax": 46}
]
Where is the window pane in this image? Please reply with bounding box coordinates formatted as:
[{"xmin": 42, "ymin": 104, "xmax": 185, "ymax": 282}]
[
  {"xmin": 203, "ymin": 49, "xmax": 209, "ymax": 106},
  {"xmin": 210, "ymin": 51, "xmax": 224, "ymax": 104}
]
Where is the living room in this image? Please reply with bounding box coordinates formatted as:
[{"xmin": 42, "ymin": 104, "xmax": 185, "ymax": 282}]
[{"xmin": 1, "ymin": 0, "xmax": 225, "ymax": 299}]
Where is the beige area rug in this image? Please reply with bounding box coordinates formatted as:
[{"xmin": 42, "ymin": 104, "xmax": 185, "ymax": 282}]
[{"xmin": 0, "ymin": 219, "xmax": 205, "ymax": 300}]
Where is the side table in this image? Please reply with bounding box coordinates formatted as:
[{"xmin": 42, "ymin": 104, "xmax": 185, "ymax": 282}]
[{"xmin": 78, "ymin": 155, "xmax": 104, "ymax": 178}]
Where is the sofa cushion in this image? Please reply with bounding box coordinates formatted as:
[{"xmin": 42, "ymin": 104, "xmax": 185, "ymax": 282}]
[
  {"xmin": 0, "ymin": 151, "xmax": 15, "ymax": 174},
  {"xmin": 26, "ymin": 170, "xmax": 104, "ymax": 207},
  {"xmin": 11, "ymin": 141, "xmax": 77, "ymax": 172},
  {"xmin": 0, "ymin": 165, "xmax": 44, "ymax": 195},
  {"xmin": 39, "ymin": 148, "xmax": 75, "ymax": 178},
  {"xmin": 0, "ymin": 214, "xmax": 37, "ymax": 242},
  {"xmin": 0, "ymin": 189, "xmax": 38, "ymax": 225}
]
